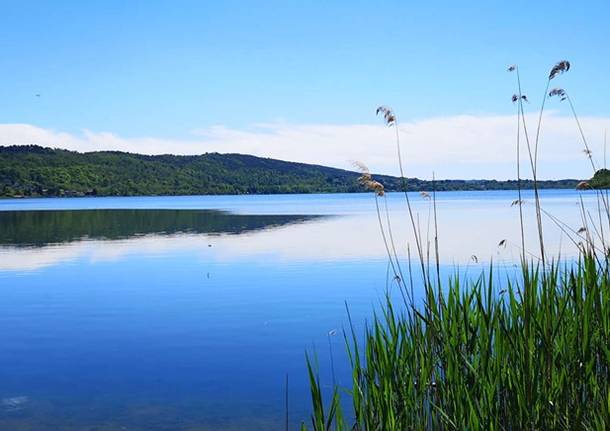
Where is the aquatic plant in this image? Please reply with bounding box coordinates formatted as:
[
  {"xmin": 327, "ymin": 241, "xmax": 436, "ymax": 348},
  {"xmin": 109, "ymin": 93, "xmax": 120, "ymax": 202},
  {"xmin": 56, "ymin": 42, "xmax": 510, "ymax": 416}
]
[
  {"xmin": 303, "ymin": 61, "xmax": 610, "ymax": 430},
  {"xmin": 303, "ymin": 255, "xmax": 610, "ymax": 430}
]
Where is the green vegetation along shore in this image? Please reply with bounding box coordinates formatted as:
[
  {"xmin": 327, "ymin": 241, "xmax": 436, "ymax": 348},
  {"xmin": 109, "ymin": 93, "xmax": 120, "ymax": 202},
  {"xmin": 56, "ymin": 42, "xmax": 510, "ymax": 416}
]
[
  {"xmin": 304, "ymin": 254, "xmax": 610, "ymax": 430},
  {"xmin": 0, "ymin": 145, "xmax": 582, "ymax": 197},
  {"xmin": 590, "ymin": 169, "xmax": 610, "ymax": 189}
]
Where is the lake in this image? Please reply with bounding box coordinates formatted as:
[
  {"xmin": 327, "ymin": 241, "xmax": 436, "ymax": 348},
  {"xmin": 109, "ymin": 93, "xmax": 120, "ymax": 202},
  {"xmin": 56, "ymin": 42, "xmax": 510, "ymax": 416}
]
[{"xmin": 0, "ymin": 190, "xmax": 595, "ymax": 430}]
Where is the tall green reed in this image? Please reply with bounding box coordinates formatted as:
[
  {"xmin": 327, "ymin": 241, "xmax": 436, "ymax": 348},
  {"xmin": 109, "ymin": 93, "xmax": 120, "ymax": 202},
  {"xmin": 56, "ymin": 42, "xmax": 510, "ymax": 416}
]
[{"xmin": 303, "ymin": 61, "xmax": 610, "ymax": 430}]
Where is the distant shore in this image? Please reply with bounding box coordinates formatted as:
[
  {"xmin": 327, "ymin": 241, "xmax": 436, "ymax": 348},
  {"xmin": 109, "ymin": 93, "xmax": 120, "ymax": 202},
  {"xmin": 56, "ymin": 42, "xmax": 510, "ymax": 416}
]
[
  {"xmin": 1, "ymin": 145, "xmax": 583, "ymax": 198},
  {"xmin": 0, "ymin": 187, "xmax": 588, "ymax": 201}
]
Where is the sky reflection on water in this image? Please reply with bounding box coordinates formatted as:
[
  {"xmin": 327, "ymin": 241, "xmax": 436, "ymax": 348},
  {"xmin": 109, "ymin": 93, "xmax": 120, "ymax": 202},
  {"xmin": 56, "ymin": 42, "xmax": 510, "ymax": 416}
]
[
  {"xmin": 0, "ymin": 190, "xmax": 598, "ymax": 430},
  {"xmin": 0, "ymin": 190, "xmax": 595, "ymax": 272}
]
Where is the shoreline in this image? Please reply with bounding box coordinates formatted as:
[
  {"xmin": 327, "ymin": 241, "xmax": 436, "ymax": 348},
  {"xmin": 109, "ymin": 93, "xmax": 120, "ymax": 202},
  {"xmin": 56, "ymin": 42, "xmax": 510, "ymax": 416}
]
[{"xmin": 0, "ymin": 185, "xmax": 587, "ymax": 201}]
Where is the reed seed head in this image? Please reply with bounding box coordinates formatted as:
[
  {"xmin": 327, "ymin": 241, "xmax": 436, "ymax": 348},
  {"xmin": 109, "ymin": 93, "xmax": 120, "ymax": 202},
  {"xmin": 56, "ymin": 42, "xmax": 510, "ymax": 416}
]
[
  {"xmin": 549, "ymin": 60, "xmax": 570, "ymax": 80},
  {"xmin": 366, "ymin": 180, "xmax": 385, "ymax": 196},
  {"xmin": 576, "ymin": 181, "xmax": 590, "ymax": 190},
  {"xmin": 376, "ymin": 106, "xmax": 396, "ymax": 126},
  {"xmin": 352, "ymin": 160, "xmax": 370, "ymax": 176},
  {"xmin": 353, "ymin": 161, "xmax": 371, "ymax": 183},
  {"xmin": 512, "ymin": 94, "xmax": 528, "ymax": 103},
  {"xmin": 354, "ymin": 160, "xmax": 384, "ymax": 196},
  {"xmin": 507, "ymin": 64, "xmax": 517, "ymax": 72},
  {"xmin": 357, "ymin": 171, "xmax": 371, "ymax": 185},
  {"xmin": 549, "ymin": 88, "xmax": 567, "ymax": 101}
]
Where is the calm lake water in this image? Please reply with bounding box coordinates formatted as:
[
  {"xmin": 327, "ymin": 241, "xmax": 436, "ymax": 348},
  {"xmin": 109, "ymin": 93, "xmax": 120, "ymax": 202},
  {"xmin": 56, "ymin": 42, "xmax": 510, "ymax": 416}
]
[{"xmin": 0, "ymin": 190, "xmax": 596, "ymax": 430}]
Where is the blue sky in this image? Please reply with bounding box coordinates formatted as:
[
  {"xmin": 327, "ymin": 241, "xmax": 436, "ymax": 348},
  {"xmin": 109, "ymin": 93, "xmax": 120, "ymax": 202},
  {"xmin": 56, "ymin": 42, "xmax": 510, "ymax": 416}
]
[{"xmin": 0, "ymin": 1, "xmax": 609, "ymax": 178}]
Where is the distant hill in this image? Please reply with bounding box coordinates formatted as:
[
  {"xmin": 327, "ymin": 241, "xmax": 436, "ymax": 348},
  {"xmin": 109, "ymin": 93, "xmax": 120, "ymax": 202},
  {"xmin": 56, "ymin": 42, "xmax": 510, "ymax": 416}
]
[
  {"xmin": 590, "ymin": 169, "xmax": 610, "ymax": 189},
  {"xmin": 0, "ymin": 145, "xmax": 581, "ymax": 197}
]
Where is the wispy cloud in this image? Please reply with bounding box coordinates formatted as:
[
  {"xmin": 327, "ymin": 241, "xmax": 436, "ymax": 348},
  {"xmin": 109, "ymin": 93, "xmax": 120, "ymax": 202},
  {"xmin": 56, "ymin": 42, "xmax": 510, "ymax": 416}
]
[{"xmin": 1, "ymin": 113, "xmax": 609, "ymax": 179}]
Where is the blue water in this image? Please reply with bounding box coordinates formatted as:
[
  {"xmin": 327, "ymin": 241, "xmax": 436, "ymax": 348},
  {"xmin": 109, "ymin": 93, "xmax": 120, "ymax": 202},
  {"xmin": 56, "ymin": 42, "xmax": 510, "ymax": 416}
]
[
  {"xmin": 0, "ymin": 190, "xmax": 597, "ymax": 430},
  {"xmin": 0, "ymin": 189, "xmax": 590, "ymax": 214}
]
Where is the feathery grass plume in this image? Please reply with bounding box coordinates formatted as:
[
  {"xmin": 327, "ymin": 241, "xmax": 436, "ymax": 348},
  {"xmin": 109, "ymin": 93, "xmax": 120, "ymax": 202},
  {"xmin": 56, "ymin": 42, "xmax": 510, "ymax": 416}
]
[
  {"xmin": 351, "ymin": 160, "xmax": 370, "ymax": 177},
  {"xmin": 353, "ymin": 160, "xmax": 372, "ymax": 186},
  {"xmin": 512, "ymin": 94, "xmax": 528, "ymax": 103},
  {"xmin": 549, "ymin": 87, "xmax": 567, "ymax": 101},
  {"xmin": 366, "ymin": 181, "xmax": 385, "ymax": 196},
  {"xmin": 549, "ymin": 60, "xmax": 570, "ymax": 80},
  {"xmin": 376, "ymin": 105, "xmax": 396, "ymax": 126},
  {"xmin": 353, "ymin": 161, "xmax": 384, "ymax": 196}
]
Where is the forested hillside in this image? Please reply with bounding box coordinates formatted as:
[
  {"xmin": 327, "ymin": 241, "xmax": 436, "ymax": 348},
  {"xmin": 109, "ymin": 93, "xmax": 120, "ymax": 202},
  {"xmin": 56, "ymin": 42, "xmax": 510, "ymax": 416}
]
[
  {"xmin": 0, "ymin": 145, "xmax": 580, "ymax": 197},
  {"xmin": 590, "ymin": 169, "xmax": 610, "ymax": 189}
]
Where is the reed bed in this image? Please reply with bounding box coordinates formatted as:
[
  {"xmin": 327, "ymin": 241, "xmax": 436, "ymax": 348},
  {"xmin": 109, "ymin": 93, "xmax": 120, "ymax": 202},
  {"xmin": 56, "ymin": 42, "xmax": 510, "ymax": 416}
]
[
  {"xmin": 302, "ymin": 61, "xmax": 610, "ymax": 430},
  {"xmin": 304, "ymin": 257, "xmax": 610, "ymax": 430}
]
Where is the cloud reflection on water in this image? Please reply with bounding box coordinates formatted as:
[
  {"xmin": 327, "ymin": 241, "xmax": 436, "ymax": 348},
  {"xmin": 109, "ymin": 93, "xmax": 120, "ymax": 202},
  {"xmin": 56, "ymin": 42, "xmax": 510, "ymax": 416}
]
[{"xmin": 0, "ymin": 192, "xmax": 592, "ymax": 272}]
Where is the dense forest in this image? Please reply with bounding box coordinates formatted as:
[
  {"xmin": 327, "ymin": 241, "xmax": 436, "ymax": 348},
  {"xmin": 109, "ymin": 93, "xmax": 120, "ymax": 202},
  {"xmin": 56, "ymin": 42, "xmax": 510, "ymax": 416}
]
[{"xmin": 0, "ymin": 145, "xmax": 582, "ymax": 197}]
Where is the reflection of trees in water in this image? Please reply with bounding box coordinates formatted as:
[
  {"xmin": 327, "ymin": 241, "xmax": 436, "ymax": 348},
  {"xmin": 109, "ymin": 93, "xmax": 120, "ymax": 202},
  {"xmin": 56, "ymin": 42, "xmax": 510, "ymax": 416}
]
[{"xmin": 0, "ymin": 210, "xmax": 321, "ymax": 247}]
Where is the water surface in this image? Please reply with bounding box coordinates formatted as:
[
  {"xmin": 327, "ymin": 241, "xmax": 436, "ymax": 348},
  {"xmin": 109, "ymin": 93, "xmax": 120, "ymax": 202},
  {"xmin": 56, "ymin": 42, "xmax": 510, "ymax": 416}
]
[{"xmin": 0, "ymin": 190, "xmax": 596, "ymax": 430}]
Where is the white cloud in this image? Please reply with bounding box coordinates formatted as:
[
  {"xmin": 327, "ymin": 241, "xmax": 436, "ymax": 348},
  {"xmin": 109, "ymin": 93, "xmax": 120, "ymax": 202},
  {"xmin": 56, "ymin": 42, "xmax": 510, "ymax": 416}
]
[{"xmin": 1, "ymin": 113, "xmax": 609, "ymax": 179}]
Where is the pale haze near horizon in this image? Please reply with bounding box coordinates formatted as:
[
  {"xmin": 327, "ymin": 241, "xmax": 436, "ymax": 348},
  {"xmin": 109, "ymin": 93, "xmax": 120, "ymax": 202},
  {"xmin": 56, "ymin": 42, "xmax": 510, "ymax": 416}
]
[{"xmin": 1, "ymin": 1, "xmax": 608, "ymax": 180}]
